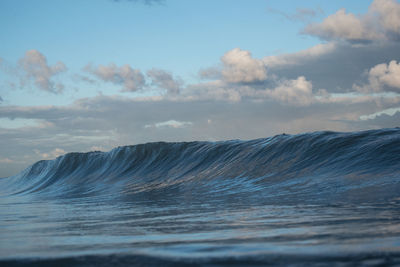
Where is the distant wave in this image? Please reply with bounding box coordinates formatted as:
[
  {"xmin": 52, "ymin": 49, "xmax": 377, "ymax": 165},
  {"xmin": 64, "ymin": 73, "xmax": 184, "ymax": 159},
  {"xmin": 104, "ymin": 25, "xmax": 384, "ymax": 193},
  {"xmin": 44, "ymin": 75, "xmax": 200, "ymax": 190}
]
[{"xmin": 1, "ymin": 128, "xmax": 400, "ymax": 205}]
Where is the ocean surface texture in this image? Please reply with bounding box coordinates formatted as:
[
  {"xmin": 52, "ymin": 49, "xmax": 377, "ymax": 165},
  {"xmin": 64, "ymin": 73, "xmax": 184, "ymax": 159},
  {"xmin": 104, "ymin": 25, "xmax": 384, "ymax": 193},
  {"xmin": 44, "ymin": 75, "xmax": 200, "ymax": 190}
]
[{"xmin": 1, "ymin": 128, "xmax": 400, "ymax": 266}]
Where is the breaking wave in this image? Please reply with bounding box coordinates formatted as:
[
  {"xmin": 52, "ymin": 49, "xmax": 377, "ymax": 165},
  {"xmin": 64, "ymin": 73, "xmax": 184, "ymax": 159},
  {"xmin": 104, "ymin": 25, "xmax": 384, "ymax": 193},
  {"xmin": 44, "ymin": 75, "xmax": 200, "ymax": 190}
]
[{"xmin": 2, "ymin": 128, "xmax": 400, "ymax": 204}]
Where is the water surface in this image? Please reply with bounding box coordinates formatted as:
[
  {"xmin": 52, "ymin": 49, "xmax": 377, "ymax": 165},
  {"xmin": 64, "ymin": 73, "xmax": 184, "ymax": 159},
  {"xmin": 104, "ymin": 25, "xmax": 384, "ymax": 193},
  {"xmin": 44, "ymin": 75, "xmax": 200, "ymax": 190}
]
[{"xmin": 1, "ymin": 128, "xmax": 400, "ymax": 265}]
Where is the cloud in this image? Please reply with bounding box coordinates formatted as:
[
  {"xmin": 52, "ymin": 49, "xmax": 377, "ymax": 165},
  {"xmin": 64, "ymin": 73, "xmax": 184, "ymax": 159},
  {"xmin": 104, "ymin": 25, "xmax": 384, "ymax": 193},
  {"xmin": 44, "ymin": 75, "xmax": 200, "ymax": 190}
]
[
  {"xmin": 199, "ymin": 48, "xmax": 267, "ymax": 84},
  {"xmin": 263, "ymin": 43, "xmax": 336, "ymax": 68},
  {"xmin": 355, "ymin": 60, "xmax": 400, "ymax": 93},
  {"xmin": 220, "ymin": 48, "xmax": 267, "ymax": 83},
  {"xmin": 266, "ymin": 42, "xmax": 400, "ymax": 93},
  {"xmin": 0, "ymin": 158, "xmax": 13, "ymax": 164},
  {"xmin": 181, "ymin": 80, "xmax": 243, "ymax": 102},
  {"xmin": 183, "ymin": 76, "xmax": 339, "ymax": 106},
  {"xmin": 266, "ymin": 76, "xmax": 314, "ymax": 106},
  {"xmin": 198, "ymin": 66, "xmax": 221, "ymax": 80},
  {"xmin": 303, "ymin": 0, "xmax": 400, "ymax": 42},
  {"xmin": 145, "ymin": 120, "xmax": 192, "ymax": 129},
  {"xmin": 73, "ymin": 74, "xmax": 97, "ymax": 84},
  {"xmin": 1, "ymin": 92, "xmax": 399, "ymax": 177},
  {"xmin": 370, "ymin": 0, "xmax": 400, "ymax": 37},
  {"xmin": 19, "ymin": 50, "xmax": 67, "ymax": 93},
  {"xmin": 34, "ymin": 148, "xmax": 66, "ymax": 160},
  {"xmin": 85, "ymin": 63, "xmax": 145, "ymax": 92},
  {"xmin": 192, "ymin": 42, "xmax": 400, "ymax": 105},
  {"xmin": 0, "ymin": 118, "xmax": 43, "ymax": 129},
  {"xmin": 267, "ymin": 7, "xmax": 324, "ymax": 23},
  {"xmin": 147, "ymin": 68, "xmax": 182, "ymax": 94},
  {"xmin": 2, "ymin": 1, "xmax": 400, "ymax": 177},
  {"xmin": 357, "ymin": 110, "xmax": 400, "ymax": 129},
  {"xmin": 360, "ymin": 106, "xmax": 400, "ymax": 120},
  {"xmin": 304, "ymin": 8, "xmax": 380, "ymax": 42}
]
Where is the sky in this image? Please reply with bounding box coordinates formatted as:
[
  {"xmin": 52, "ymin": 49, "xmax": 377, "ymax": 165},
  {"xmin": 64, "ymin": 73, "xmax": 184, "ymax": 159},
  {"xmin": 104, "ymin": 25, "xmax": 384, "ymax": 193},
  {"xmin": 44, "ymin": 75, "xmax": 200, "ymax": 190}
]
[{"xmin": 0, "ymin": 0, "xmax": 400, "ymax": 177}]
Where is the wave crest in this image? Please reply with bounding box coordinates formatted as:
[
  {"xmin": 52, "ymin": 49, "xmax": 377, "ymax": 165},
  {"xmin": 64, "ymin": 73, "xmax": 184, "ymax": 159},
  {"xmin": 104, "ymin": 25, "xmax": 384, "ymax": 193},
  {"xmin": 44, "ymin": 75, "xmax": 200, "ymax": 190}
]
[{"xmin": 1, "ymin": 128, "xmax": 400, "ymax": 204}]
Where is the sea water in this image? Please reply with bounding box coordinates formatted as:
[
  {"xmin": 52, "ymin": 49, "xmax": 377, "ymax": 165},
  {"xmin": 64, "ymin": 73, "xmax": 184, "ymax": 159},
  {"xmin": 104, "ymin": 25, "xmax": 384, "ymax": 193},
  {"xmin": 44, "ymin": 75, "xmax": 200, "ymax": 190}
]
[{"xmin": 1, "ymin": 128, "xmax": 400, "ymax": 266}]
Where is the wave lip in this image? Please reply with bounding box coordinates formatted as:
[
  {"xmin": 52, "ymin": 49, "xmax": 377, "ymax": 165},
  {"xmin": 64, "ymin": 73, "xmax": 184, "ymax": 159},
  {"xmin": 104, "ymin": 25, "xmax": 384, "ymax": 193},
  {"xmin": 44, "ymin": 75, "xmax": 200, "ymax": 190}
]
[{"xmin": 1, "ymin": 128, "xmax": 400, "ymax": 204}]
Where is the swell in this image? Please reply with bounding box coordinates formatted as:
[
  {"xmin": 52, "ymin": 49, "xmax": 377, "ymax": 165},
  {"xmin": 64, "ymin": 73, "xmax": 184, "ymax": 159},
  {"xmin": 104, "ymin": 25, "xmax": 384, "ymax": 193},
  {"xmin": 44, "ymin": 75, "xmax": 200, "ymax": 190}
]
[{"xmin": 1, "ymin": 128, "xmax": 400, "ymax": 204}]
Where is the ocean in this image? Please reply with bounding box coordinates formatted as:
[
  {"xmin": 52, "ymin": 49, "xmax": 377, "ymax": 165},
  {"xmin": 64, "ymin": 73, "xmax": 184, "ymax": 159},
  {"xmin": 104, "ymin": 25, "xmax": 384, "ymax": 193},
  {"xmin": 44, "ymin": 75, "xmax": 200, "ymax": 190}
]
[{"xmin": 1, "ymin": 128, "xmax": 400, "ymax": 266}]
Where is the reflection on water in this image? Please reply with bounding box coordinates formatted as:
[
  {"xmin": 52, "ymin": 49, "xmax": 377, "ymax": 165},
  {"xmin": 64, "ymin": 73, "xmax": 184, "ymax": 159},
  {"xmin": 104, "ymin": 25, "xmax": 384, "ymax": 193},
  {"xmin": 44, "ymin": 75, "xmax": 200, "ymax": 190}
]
[{"xmin": 1, "ymin": 193, "xmax": 400, "ymax": 261}]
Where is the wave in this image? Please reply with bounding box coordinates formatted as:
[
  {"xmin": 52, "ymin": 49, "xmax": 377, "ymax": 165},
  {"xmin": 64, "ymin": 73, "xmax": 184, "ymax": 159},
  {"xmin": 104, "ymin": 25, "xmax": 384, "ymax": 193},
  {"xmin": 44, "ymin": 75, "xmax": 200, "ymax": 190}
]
[{"xmin": 1, "ymin": 128, "xmax": 400, "ymax": 204}]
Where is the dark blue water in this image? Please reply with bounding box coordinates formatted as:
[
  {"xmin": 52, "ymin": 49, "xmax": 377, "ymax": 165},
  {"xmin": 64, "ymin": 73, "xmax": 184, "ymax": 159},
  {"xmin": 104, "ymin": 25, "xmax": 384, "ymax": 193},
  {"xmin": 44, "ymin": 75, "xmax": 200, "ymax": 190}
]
[{"xmin": 1, "ymin": 128, "xmax": 400, "ymax": 266}]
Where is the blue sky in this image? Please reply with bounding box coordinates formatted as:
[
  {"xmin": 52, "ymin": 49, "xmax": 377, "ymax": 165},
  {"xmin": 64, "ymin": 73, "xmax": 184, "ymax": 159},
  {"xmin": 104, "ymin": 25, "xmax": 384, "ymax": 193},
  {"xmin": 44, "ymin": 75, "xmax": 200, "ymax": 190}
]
[
  {"xmin": 1, "ymin": 0, "xmax": 371, "ymax": 105},
  {"xmin": 1, "ymin": 0, "xmax": 399, "ymax": 176}
]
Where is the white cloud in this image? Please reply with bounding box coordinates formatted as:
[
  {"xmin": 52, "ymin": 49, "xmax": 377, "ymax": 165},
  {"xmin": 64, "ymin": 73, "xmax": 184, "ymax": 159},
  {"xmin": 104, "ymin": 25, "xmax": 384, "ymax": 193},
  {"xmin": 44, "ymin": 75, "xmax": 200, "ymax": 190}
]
[
  {"xmin": 85, "ymin": 63, "xmax": 145, "ymax": 92},
  {"xmin": 360, "ymin": 106, "xmax": 400, "ymax": 120},
  {"xmin": 145, "ymin": 120, "xmax": 193, "ymax": 129},
  {"xmin": 221, "ymin": 48, "xmax": 267, "ymax": 83},
  {"xmin": 303, "ymin": 0, "xmax": 400, "ymax": 42},
  {"xmin": 370, "ymin": 0, "xmax": 400, "ymax": 35},
  {"xmin": 304, "ymin": 8, "xmax": 380, "ymax": 42},
  {"xmin": 19, "ymin": 50, "xmax": 67, "ymax": 93},
  {"xmin": 266, "ymin": 76, "xmax": 314, "ymax": 106},
  {"xmin": 355, "ymin": 60, "xmax": 400, "ymax": 92}
]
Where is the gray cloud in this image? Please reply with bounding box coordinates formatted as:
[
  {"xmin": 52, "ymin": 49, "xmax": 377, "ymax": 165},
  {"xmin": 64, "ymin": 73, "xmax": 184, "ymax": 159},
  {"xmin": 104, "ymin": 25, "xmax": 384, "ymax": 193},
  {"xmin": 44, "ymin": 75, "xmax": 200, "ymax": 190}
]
[
  {"xmin": 268, "ymin": 7, "xmax": 324, "ymax": 23},
  {"xmin": 186, "ymin": 38, "xmax": 400, "ymax": 110},
  {"xmin": 194, "ymin": 41, "xmax": 400, "ymax": 106},
  {"xmin": 85, "ymin": 63, "xmax": 145, "ymax": 92},
  {"xmin": 0, "ymin": 92, "xmax": 398, "ymax": 177},
  {"xmin": 304, "ymin": 0, "xmax": 400, "ymax": 42},
  {"xmin": 263, "ymin": 43, "xmax": 336, "ymax": 68},
  {"xmin": 147, "ymin": 68, "xmax": 182, "ymax": 94},
  {"xmin": 266, "ymin": 42, "xmax": 400, "ymax": 93},
  {"xmin": 18, "ymin": 50, "xmax": 67, "ymax": 93},
  {"xmin": 176, "ymin": 77, "xmax": 319, "ymax": 105},
  {"xmin": 73, "ymin": 74, "xmax": 97, "ymax": 85},
  {"xmin": 198, "ymin": 66, "xmax": 221, "ymax": 80}
]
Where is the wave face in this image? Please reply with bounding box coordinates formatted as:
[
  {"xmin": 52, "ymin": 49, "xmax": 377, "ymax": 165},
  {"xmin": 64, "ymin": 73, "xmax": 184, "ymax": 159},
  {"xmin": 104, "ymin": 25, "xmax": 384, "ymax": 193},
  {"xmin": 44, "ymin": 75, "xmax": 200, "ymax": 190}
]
[
  {"xmin": 1, "ymin": 128, "xmax": 400, "ymax": 265},
  {"xmin": 3, "ymin": 128, "xmax": 400, "ymax": 203}
]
